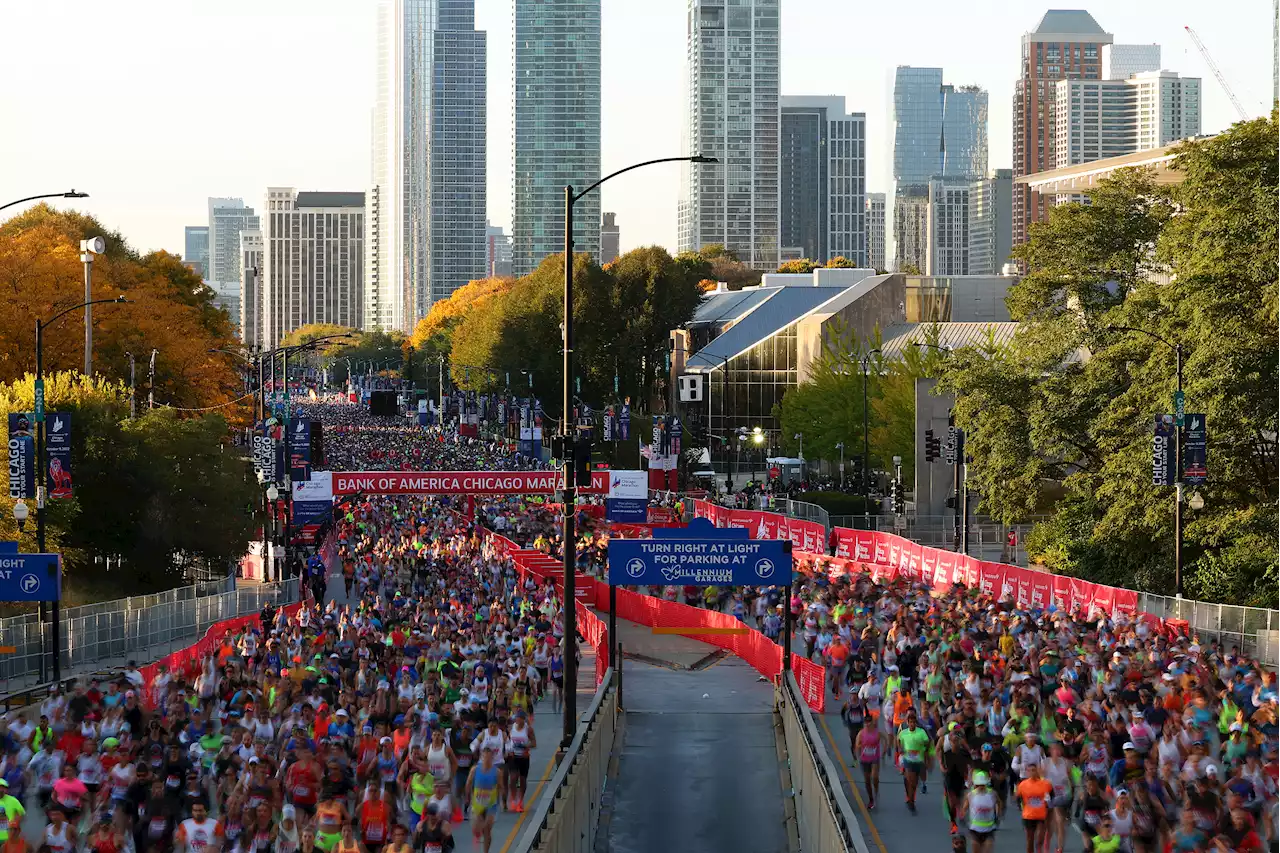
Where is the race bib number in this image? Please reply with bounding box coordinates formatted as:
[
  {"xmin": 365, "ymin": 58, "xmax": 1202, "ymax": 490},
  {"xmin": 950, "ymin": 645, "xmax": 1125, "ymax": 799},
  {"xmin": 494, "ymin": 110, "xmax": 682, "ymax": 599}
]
[{"xmin": 365, "ymin": 825, "xmax": 384, "ymax": 842}]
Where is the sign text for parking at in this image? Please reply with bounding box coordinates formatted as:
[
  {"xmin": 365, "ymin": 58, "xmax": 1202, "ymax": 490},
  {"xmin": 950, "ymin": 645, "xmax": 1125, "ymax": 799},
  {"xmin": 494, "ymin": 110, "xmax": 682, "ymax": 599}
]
[{"xmin": 608, "ymin": 538, "xmax": 791, "ymax": 586}]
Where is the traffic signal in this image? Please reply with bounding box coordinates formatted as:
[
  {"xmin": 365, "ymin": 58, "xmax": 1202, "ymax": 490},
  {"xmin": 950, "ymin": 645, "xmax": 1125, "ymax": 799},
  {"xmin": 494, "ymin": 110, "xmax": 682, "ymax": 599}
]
[
  {"xmin": 893, "ymin": 482, "xmax": 906, "ymax": 514},
  {"xmin": 924, "ymin": 429, "xmax": 940, "ymax": 462},
  {"xmin": 574, "ymin": 438, "xmax": 593, "ymax": 487}
]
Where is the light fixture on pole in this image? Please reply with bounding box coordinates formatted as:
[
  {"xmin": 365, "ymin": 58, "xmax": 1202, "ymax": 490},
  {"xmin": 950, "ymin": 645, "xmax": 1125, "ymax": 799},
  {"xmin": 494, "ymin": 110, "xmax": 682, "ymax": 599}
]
[
  {"xmin": 560, "ymin": 153, "xmax": 719, "ymax": 748},
  {"xmin": 836, "ymin": 442, "xmax": 846, "ymax": 488},
  {"xmin": 266, "ymin": 485, "xmax": 279, "ymax": 501},
  {"xmin": 12, "ymin": 500, "xmax": 28, "ymax": 532},
  {"xmin": 79, "ymin": 236, "xmax": 106, "ymax": 376},
  {"xmin": 1187, "ymin": 492, "xmax": 1204, "ymax": 511}
]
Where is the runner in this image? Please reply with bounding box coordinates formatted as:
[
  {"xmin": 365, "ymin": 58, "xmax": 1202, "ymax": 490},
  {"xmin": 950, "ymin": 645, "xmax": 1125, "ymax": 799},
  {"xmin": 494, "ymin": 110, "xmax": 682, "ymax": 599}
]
[{"xmin": 895, "ymin": 710, "xmax": 931, "ymax": 814}]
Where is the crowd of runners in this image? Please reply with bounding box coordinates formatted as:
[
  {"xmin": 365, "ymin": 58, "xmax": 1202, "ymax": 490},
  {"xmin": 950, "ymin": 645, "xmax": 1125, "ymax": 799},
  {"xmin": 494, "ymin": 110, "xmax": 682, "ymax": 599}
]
[
  {"xmin": 5, "ymin": 395, "xmax": 1274, "ymax": 853},
  {"xmin": 0, "ymin": 400, "xmax": 578, "ymax": 853},
  {"xmin": 798, "ymin": 570, "xmax": 1280, "ymax": 853}
]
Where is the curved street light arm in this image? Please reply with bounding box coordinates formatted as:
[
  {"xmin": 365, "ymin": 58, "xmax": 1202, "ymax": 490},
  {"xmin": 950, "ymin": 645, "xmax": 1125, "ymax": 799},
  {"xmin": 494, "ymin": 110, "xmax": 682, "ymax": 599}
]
[
  {"xmin": 41, "ymin": 296, "xmax": 126, "ymax": 330},
  {"xmin": 1, "ymin": 190, "xmax": 88, "ymax": 213},
  {"xmin": 1094, "ymin": 324, "xmax": 1177, "ymax": 353},
  {"xmin": 573, "ymin": 156, "xmax": 719, "ymax": 203}
]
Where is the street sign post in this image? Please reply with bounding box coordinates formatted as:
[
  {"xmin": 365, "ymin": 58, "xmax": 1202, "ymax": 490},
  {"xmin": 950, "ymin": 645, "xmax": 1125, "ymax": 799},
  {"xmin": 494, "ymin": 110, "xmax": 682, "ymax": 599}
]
[
  {"xmin": 1173, "ymin": 391, "xmax": 1185, "ymax": 426},
  {"xmin": 33, "ymin": 380, "xmax": 44, "ymax": 424},
  {"xmin": 0, "ymin": 553, "xmax": 61, "ymax": 602}
]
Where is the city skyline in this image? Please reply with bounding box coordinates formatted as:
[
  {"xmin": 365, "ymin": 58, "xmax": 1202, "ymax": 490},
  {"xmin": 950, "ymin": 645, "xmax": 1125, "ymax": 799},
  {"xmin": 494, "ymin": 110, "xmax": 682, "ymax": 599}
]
[{"xmin": 0, "ymin": 0, "xmax": 1270, "ymax": 264}]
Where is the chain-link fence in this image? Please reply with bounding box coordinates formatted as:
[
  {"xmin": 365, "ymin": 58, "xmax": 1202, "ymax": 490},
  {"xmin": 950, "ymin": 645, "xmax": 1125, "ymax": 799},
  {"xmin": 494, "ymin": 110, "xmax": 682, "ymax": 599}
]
[
  {"xmin": 1138, "ymin": 594, "xmax": 1280, "ymax": 668},
  {"xmin": 0, "ymin": 577, "xmax": 301, "ymax": 696}
]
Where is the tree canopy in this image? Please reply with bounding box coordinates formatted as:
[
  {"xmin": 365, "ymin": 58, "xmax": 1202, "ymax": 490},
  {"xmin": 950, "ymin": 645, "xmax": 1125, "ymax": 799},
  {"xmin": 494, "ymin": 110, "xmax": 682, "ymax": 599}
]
[
  {"xmin": 0, "ymin": 373, "xmax": 257, "ymax": 602},
  {"xmin": 446, "ymin": 247, "xmax": 704, "ymax": 407},
  {"xmin": 0, "ymin": 205, "xmax": 246, "ymax": 418},
  {"xmin": 935, "ymin": 112, "xmax": 1278, "ymax": 606}
]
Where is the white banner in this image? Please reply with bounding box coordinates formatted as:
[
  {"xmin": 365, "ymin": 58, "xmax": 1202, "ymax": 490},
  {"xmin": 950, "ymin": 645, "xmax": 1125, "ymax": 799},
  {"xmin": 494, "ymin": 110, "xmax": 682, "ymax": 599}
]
[
  {"xmin": 293, "ymin": 470, "xmax": 333, "ymax": 502},
  {"xmin": 608, "ymin": 470, "xmax": 647, "ymax": 500}
]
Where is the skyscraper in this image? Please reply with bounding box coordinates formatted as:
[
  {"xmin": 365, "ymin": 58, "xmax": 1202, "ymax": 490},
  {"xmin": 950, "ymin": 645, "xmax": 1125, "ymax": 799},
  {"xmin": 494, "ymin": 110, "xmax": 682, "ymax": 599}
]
[
  {"xmin": 678, "ymin": 0, "xmax": 780, "ymax": 270},
  {"xmin": 1013, "ymin": 9, "xmax": 1112, "ymax": 246},
  {"xmin": 512, "ymin": 0, "xmax": 601, "ymax": 276},
  {"xmin": 891, "ymin": 68, "xmax": 987, "ymax": 271},
  {"xmin": 370, "ymin": 0, "xmax": 487, "ymax": 333},
  {"xmin": 207, "ymin": 198, "xmax": 259, "ymax": 289},
  {"xmin": 599, "ymin": 213, "xmax": 620, "ymax": 265},
  {"xmin": 240, "ymin": 230, "xmax": 263, "ymax": 349},
  {"xmin": 1102, "ymin": 43, "xmax": 1161, "ymax": 80},
  {"xmin": 184, "ymin": 226, "xmax": 209, "ymax": 276},
  {"xmin": 261, "ymin": 189, "xmax": 365, "ymax": 347},
  {"xmin": 1055, "ymin": 72, "xmax": 1201, "ymax": 171},
  {"xmin": 968, "ymin": 169, "xmax": 1013, "ymax": 275},
  {"xmin": 865, "ymin": 193, "xmax": 886, "ymax": 272},
  {"xmin": 779, "ymin": 96, "xmax": 866, "ymax": 265},
  {"xmin": 486, "ymin": 224, "xmax": 513, "ymax": 278}
]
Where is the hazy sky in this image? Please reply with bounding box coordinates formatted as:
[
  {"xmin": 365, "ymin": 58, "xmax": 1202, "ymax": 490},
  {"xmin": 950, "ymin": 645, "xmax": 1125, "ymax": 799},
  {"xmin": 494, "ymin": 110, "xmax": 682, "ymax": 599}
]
[{"xmin": 1, "ymin": 1, "xmax": 1272, "ymax": 259}]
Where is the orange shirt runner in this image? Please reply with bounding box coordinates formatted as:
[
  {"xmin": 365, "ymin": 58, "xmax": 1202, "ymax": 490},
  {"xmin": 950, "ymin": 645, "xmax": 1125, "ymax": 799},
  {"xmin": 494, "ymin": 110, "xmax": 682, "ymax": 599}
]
[{"xmin": 1017, "ymin": 777, "xmax": 1053, "ymax": 821}]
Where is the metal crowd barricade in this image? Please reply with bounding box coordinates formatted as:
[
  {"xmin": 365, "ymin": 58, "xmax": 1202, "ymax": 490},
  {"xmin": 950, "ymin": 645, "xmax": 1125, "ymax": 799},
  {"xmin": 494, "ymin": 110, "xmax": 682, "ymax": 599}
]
[
  {"xmin": 1138, "ymin": 593, "xmax": 1280, "ymax": 667},
  {"xmin": 0, "ymin": 577, "xmax": 301, "ymax": 696}
]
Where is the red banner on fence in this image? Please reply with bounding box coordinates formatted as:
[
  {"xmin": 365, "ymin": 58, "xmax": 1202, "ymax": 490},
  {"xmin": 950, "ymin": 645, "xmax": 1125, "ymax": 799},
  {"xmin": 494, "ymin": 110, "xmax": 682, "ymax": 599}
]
[{"xmin": 332, "ymin": 470, "xmax": 609, "ymax": 495}]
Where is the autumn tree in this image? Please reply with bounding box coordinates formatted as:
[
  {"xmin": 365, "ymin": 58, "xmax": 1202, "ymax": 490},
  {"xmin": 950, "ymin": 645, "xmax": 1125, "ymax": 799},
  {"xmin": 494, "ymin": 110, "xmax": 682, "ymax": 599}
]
[
  {"xmin": 0, "ymin": 205, "xmax": 245, "ymax": 417},
  {"xmin": 776, "ymin": 259, "xmax": 817, "ymax": 274}
]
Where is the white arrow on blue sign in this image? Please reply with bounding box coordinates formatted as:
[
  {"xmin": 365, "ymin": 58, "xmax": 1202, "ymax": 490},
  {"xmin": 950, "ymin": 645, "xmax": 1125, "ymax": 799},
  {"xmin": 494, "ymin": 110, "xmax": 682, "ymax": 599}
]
[{"xmin": 0, "ymin": 553, "xmax": 61, "ymax": 602}]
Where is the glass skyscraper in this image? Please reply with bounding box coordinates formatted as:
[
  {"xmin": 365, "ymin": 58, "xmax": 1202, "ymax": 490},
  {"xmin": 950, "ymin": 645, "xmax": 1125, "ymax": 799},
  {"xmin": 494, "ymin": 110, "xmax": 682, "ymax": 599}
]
[
  {"xmin": 679, "ymin": 0, "xmax": 781, "ymax": 271},
  {"xmin": 779, "ymin": 96, "xmax": 866, "ymax": 265},
  {"xmin": 891, "ymin": 67, "xmax": 987, "ymax": 271},
  {"xmin": 511, "ymin": 0, "xmax": 601, "ymax": 277},
  {"xmin": 370, "ymin": 0, "xmax": 487, "ymax": 333}
]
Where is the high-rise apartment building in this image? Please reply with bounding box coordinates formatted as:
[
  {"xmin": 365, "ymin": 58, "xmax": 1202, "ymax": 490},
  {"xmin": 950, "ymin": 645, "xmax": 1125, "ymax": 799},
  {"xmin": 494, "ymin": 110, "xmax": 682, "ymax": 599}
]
[
  {"xmin": 1013, "ymin": 10, "xmax": 1112, "ymax": 246},
  {"xmin": 1102, "ymin": 43, "xmax": 1160, "ymax": 80},
  {"xmin": 184, "ymin": 226, "xmax": 209, "ymax": 276},
  {"xmin": 512, "ymin": 0, "xmax": 600, "ymax": 276},
  {"xmin": 891, "ymin": 67, "xmax": 987, "ymax": 271},
  {"xmin": 779, "ymin": 96, "xmax": 866, "ymax": 265},
  {"xmin": 208, "ymin": 198, "xmax": 259, "ymax": 289},
  {"xmin": 866, "ymin": 193, "xmax": 886, "ymax": 271},
  {"xmin": 369, "ymin": 0, "xmax": 487, "ymax": 334},
  {"xmin": 1054, "ymin": 72, "xmax": 1201, "ymax": 172},
  {"xmin": 599, "ymin": 213, "xmax": 620, "ymax": 265},
  {"xmin": 925, "ymin": 178, "xmax": 971, "ymax": 276},
  {"xmin": 968, "ymin": 170, "xmax": 1013, "ymax": 275},
  {"xmin": 486, "ymin": 224, "xmax": 513, "ymax": 278},
  {"xmin": 678, "ymin": 0, "xmax": 781, "ymax": 270},
  {"xmin": 240, "ymin": 230, "xmax": 263, "ymax": 349},
  {"xmin": 261, "ymin": 189, "xmax": 365, "ymax": 347}
]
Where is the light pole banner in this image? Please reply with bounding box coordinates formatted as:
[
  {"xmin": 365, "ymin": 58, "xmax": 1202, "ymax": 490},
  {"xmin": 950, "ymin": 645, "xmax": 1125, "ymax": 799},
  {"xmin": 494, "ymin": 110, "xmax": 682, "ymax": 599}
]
[
  {"xmin": 46, "ymin": 413, "xmax": 73, "ymax": 499},
  {"xmin": 1152, "ymin": 414, "xmax": 1175, "ymax": 486},
  {"xmin": 6, "ymin": 413, "xmax": 35, "ymax": 500},
  {"xmin": 1183, "ymin": 413, "xmax": 1207, "ymax": 485}
]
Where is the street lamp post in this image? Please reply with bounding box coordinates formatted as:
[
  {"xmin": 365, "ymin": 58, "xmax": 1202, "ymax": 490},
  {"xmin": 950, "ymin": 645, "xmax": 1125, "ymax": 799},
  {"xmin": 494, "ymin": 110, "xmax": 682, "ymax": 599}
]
[
  {"xmin": 1101, "ymin": 326, "xmax": 1187, "ymax": 597},
  {"xmin": 35, "ymin": 295, "xmax": 127, "ymax": 682},
  {"xmin": 836, "ymin": 442, "xmax": 845, "ymax": 489},
  {"xmin": 79, "ymin": 237, "xmax": 106, "ymax": 376},
  {"xmin": 858, "ymin": 349, "xmax": 882, "ymax": 528},
  {"xmin": 560, "ymin": 154, "xmax": 717, "ymax": 746}
]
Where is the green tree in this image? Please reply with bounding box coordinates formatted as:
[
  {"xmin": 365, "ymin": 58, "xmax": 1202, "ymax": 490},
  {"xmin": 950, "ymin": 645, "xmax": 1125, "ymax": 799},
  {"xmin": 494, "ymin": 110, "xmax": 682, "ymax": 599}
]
[
  {"xmin": 825, "ymin": 256, "xmax": 858, "ymax": 268},
  {"xmin": 936, "ymin": 113, "xmax": 1278, "ymax": 606},
  {"xmin": 0, "ymin": 373, "xmax": 257, "ymax": 601}
]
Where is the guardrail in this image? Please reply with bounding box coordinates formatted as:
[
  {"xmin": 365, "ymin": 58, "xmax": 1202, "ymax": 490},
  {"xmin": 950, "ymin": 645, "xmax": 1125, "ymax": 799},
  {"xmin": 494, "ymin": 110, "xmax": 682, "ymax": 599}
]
[
  {"xmin": 510, "ymin": 667, "xmax": 618, "ymax": 853},
  {"xmin": 777, "ymin": 671, "xmax": 868, "ymax": 853},
  {"xmin": 0, "ymin": 577, "xmax": 301, "ymax": 695}
]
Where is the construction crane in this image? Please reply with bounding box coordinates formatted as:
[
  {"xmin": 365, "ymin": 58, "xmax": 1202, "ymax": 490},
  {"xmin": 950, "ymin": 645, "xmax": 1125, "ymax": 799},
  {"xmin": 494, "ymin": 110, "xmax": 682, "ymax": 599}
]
[{"xmin": 1185, "ymin": 25, "xmax": 1250, "ymax": 120}]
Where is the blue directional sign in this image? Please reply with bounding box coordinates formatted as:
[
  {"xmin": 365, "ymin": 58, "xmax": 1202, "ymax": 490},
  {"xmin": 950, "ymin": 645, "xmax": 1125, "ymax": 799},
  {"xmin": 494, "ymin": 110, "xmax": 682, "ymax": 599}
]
[
  {"xmin": 0, "ymin": 553, "xmax": 61, "ymax": 602},
  {"xmin": 608, "ymin": 518, "xmax": 792, "ymax": 587}
]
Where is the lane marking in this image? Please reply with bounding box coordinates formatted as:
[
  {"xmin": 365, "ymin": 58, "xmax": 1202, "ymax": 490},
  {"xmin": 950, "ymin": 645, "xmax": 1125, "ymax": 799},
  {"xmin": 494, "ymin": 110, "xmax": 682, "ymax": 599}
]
[
  {"xmin": 817, "ymin": 714, "xmax": 889, "ymax": 853},
  {"xmin": 496, "ymin": 744, "xmax": 558, "ymax": 853}
]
